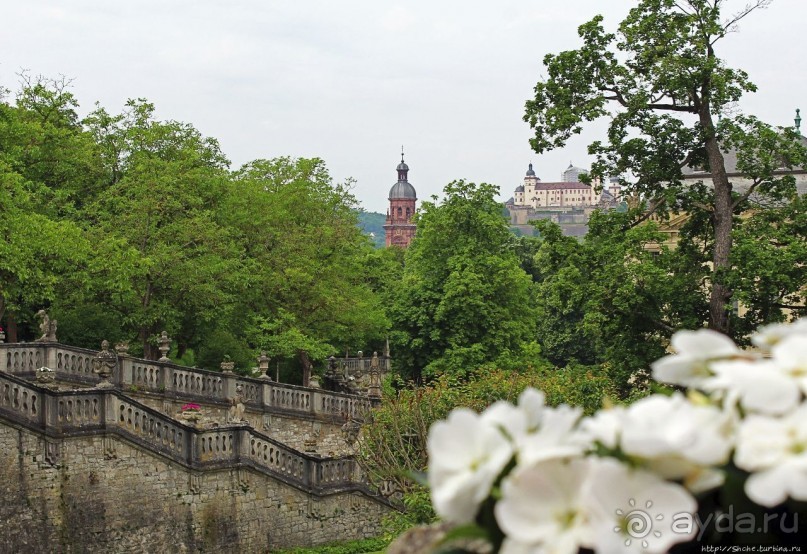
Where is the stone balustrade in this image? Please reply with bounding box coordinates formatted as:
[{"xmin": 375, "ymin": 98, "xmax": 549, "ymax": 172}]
[
  {"xmin": 336, "ymin": 356, "xmax": 391, "ymax": 374},
  {"xmin": 0, "ymin": 343, "xmax": 375, "ymax": 421},
  {"xmin": 0, "ymin": 370, "xmax": 366, "ymax": 495}
]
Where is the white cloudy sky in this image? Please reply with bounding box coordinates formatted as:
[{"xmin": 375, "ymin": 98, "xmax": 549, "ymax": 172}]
[{"xmin": 2, "ymin": 0, "xmax": 804, "ymax": 213}]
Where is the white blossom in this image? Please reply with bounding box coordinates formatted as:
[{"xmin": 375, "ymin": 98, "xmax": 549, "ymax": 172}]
[
  {"xmin": 518, "ymin": 404, "xmax": 588, "ymax": 467},
  {"xmin": 705, "ymin": 358, "xmax": 801, "ymax": 416},
  {"xmin": 495, "ymin": 458, "xmax": 594, "ymax": 554},
  {"xmin": 651, "ymin": 329, "xmax": 742, "ymax": 388},
  {"xmin": 587, "ymin": 458, "xmax": 698, "ymax": 554},
  {"xmin": 734, "ymin": 405, "xmax": 807, "ymax": 507},
  {"xmin": 580, "ymin": 405, "xmax": 625, "ymax": 450},
  {"xmin": 482, "ymin": 388, "xmax": 546, "ymax": 441},
  {"xmin": 427, "ymin": 408, "xmax": 513, "ymax": 523},
  {"xmin": 751, "ymin": 318, "xmax": 807, "ymax": 351},
  {"xmin": 582, "ymin": 394, "xmax": 733, "ymax": 493},
  {"xmin": 772, "ymin": 334, "xmax": 807, "ymax": 393}
]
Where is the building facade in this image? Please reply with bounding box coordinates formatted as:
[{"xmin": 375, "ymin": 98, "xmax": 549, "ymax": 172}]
[
  {"xmin": 511, "ymin": 162, "xmax": 620, "ymax": 209},
  {"xmin": 384, "ymin": 152, "xmax": 418, "ymax": 248}
]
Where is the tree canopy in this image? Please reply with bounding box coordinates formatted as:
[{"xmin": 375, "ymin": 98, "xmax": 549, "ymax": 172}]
[
  {"xmin": 0, "ymin": 77, "xmax": 386, "ymax": 383},
  {"xmin": 524, "ymin": 0, "xmax": 806, "ymax": 335},
  {"xmin": 391, "ymin": 180, "xmax": 540, "ymax": 381}
]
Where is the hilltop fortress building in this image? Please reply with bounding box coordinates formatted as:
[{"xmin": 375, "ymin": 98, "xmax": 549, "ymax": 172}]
[{"xmin": 506, "ymin": 162, "xmax": 622, "ymax": 237}]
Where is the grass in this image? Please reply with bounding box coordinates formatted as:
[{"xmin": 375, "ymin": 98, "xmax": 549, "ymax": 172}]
[{"xmin": 273, "ymin": 536, "xmax": 388, "ymax": 554}]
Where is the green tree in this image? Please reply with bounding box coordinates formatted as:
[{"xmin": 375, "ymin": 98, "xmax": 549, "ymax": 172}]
[
  {"xmin": 531, "ymin": 212, "xmax": 707, "ymax": 390},
  {"xmin": 727, "ymin": 195, "xmax": 807, "ymax": 338},
  {"xmin": 0, "ymin": 77, "xmax": 94, "ymax": 340},
  {"xmin": 80, "ymin": 99, "xmax": 238, "ymax": 358},
  {"xmin": 524, "ymin": 0, "xmax": 805, "ymax": 335},
  {"xmin": 223, "ymin": 157, "xmax": 388, "ymax": 385},
  {"xmin": 392, "ymin": 180, "xmax": 538, "ymax": 381}
]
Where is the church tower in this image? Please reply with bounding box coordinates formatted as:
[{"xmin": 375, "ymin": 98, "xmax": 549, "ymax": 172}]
[{"xmin": 384, "ymin": 149, "xmax": 418, "ymax": 248}]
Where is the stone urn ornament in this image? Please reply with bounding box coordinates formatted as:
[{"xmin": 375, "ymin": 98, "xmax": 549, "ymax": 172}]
[
  {"xmin": 158, "ymin": 331, "xmax": 171, "ymax": 362},
  {"xmin": 114, "ymin": 341, "xmax": 130, "ymax": 357},
  {"xmin": 35, "ymin": 366, "xmax": 56, "ymax": 384},
  {"xmin": 179, "ymin": 403, "xmax": 203, "ymax": 424},
  {"xmin": 257, "ymin": 351, "xmax": 271, "ymax": 380},
  {"xmin": 220, "ymin": 357, "xmax": 235, "ymax": 373}
]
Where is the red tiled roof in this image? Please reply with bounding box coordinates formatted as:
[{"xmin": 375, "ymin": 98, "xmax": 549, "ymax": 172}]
[{"xmin": 529, "ymin": 182, "xmax": 592, "ymax": 191}]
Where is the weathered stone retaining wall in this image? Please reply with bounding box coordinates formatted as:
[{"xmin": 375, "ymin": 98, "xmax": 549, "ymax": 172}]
[{"xmin": 0, "ymin": 421, "xmax": 389, "ymax": 553}]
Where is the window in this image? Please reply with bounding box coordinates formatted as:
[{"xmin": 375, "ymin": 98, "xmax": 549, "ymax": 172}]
[{"xmin": 397, "ymin": 207, "xmax": 402, "ymax": 217}]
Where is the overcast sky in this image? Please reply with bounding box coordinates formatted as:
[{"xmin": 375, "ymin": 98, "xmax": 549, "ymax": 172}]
[{"xmin": 2, "ymin": 0, "xmax": 805, "ymax": 213}]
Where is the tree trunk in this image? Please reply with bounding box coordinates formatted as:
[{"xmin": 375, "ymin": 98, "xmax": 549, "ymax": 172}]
[
  {"xmin": 299, "ymin": 350, "xmax": 311, "ymax": 387},
  {"xmin": 701, "ymin": 114, "xmax": 733, "ymax": 335},
  {"xmin": 7, "ymin": 312, "xmax": 18, "ymax": 343}
]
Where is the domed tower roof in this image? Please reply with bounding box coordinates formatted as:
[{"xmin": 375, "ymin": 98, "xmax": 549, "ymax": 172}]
[
  {"xmin": 515, "ymin": 185, "xmax": 525, "ymax": 193},
  {"xmin": 389, "ymin": 150, "xmax": 417, "ymax": 200},
  {"xmin": 526, "ymin": 162, "xmax": 536, "ymax": 177}
]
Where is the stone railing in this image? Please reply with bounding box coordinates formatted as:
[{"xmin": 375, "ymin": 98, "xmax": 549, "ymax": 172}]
[
  {"xmin": 336, "ymin": 356, "xmax": 391, "ymax": 375},
  {"xmin": 0, "ymin": 343, "xmax": 375, "ymax": 421},
  {"xmin": 0, "ymin": 371, "xmax": 365, "ymax": 495}
]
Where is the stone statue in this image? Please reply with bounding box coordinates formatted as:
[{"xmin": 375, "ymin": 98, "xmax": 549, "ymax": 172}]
[
  {"xmin": 229, "ymin": 383, "xmax": 246, "ymax": 423},
  {"xmin": 341, "ymin": 415, "xmax": 361, "ymax": 446},
  {"xmin": 93, "ymin": 340, "xmax": 117, "ymax": 388},
  {"xmin": 35, "ymin": 310, "xmax": 57, "ymax": 342}
]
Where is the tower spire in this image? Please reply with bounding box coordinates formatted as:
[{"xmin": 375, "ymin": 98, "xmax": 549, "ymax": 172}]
[
  {"xmin": 401, "ymin": 145, "xmax": 405, "ymax": 163},
  {"xmin": 796, "ymin": 109, "xmax": 802, "ymax": 135}
]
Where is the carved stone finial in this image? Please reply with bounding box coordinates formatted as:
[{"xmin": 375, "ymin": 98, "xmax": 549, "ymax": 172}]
[
  {"xmin": 93, "ymin": 340, "xmax": 117, "ymax": 388},
  {"xmin": 114, "ymin": 341, "xmax": 130, "ymax": 357},
  {"xmin": 35, "ymin": 310, "xmax": 57, "ymax": 342},
  {"xmin": 257, "ymin": 351, "xmax": 271, "ymax": 380},
  {"xmin": 220, "ymin": 358, "xmax": 235, "ymax": 373},
  {"xmin": 158, "ymin": 331, "xmax": 171, "ymax": 362}
]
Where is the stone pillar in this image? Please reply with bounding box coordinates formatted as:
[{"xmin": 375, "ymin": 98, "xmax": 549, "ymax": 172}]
[
  {"xmin": 368, "ymin": 351, "xmax": 381, "ymax": 399},
  {"xmin": 115, "ymin": 342, "xmax": 131, "ymax": 387},
  {"xmin": 44, "ymin": 343, "xmax": 57, "ymax": 373}
]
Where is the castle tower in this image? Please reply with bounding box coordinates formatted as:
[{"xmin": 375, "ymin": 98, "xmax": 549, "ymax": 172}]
[{"xmin": 384, "ymin": 149, "xmax": 418, "ymax": 248}]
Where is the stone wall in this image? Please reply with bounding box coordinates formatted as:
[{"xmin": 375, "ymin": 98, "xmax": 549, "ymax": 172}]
[{"xmin": 0, "ymin": 420, "xmax": 390, "ymax": 553}]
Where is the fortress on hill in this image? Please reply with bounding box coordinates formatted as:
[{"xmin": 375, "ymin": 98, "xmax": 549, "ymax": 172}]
[{"xmin": 506, "ymin": 162, "xmax": 623, "ymax": 237}]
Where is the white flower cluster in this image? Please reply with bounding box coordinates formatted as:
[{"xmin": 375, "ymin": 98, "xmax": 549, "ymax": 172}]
[{"xmin": 426, "ymin": 319, "xmax": 807, "ymax": 553}]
